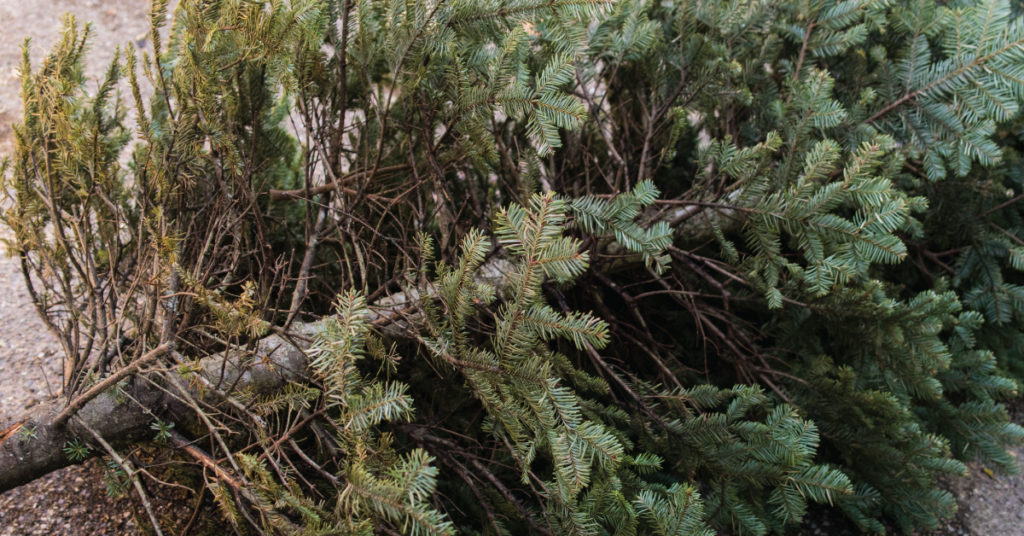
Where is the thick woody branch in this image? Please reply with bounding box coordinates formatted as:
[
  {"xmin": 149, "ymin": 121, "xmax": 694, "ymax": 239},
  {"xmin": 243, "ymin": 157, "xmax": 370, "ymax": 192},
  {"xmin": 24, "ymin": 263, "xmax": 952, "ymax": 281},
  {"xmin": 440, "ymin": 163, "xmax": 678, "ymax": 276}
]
[
  {"xmin": 0, "ymin": 269, "xmax": 475, "ymax": 493},
  {"xmin": 0, "ymin": 253, "xmax": 577, "ymax": 493},
  {"xmin": 0, "ymin": 326, "xmax": 315, "ymax": 493},
  {"xmin": 52, "ymin": 343, "xmax": 173, "ymax": 427}
]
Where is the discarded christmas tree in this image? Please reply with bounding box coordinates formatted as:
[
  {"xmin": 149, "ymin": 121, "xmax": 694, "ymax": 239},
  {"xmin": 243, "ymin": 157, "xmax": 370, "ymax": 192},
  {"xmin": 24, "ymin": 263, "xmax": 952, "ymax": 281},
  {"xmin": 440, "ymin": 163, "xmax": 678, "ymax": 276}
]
[{"xmin": 2, "ymin": 0, "xmax": 1024, "ymax": 534}]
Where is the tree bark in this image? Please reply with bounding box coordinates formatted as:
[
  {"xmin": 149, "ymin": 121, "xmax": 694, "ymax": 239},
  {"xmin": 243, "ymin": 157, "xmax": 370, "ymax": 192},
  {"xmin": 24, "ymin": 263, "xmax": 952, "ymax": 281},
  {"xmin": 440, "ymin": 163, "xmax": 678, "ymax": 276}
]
[
  {"xmin": 0, "ymin": 251, "xmax": 623, "ymax": 492},
  {"xmin": 0, "ymin": 326, "xmax": 315, "ymax": 493}
]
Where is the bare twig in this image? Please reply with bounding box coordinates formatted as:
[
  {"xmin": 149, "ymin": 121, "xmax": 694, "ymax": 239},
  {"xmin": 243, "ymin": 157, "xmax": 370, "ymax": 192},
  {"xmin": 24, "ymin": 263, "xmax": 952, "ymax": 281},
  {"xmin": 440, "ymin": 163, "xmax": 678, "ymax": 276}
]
[
  {"xmin": 77, "ymin": 417, "xmax": 166, "ymax": 536},
  {"xmin": 53, "ymin": 343, "xmax": 172, "ymax": 427}
]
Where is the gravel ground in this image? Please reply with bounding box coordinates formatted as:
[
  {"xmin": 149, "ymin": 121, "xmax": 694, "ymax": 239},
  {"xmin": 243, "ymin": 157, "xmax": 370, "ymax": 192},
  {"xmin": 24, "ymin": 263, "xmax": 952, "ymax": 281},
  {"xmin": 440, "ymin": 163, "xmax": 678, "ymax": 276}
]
[{"xmin": 0, "ymin": 1, "xmax": 1022, "ymax": 535}]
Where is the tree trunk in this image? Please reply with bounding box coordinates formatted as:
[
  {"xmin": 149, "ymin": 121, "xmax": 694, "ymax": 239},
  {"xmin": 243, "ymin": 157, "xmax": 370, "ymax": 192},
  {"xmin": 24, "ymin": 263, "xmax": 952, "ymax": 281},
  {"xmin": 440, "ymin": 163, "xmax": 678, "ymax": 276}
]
[
  {"xmin": 0, "ymin": 248, "xmax": 670, "ymax": 492},
  {"xmin": 0, "ymin": 326, "xmax": 314, "ymax": 493}
]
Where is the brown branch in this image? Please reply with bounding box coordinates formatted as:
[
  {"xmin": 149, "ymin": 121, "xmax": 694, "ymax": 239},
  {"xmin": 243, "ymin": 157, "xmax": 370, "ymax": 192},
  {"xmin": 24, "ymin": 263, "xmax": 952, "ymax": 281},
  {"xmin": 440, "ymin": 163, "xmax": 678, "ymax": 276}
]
[
  {"xmin": 0, "ymin": 326, "xmax": 312, "ymax": 493},
  {"xmin": 78, "ymin": 417, "xmax": 166, "ymax": 536},
  {"xmin": 53, "ymin": 343, "xmax": 172, "ymax": 427},
  {"xmin": 267, "ymin": 164, "xmax": 411, "ymax": 200},
  {"xmin": 986, "ymin": 191, "xmax": 1024, "ymax": 216},
  {"xmin": 0, "ymin": 419, "xmax": 26, "ymax": 446},
  {"xmin": 865, "ymin": 35, "xmax": 1024, "ymax": 124},
  {"xmin": 168, "ymin": 430, "xmax": 244, "ymax": 491},
  {"xmin": 793, "ymin": 22, "xmax": 815, "ymax": 82}
]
